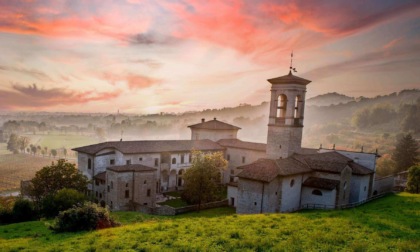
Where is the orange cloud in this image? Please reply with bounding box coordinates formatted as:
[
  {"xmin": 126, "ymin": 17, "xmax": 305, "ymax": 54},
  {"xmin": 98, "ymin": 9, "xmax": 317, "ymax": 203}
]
[
  {"xmin": 0, "ymin": 83, "xmax": 122, "ymax": 110},
  {"xmin": 100, "ymin": 71, "xmax": 162, "ymax": 90}
]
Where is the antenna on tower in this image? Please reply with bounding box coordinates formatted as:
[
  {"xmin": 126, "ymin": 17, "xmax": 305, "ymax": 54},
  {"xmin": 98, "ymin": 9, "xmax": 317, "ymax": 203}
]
[{"xmin": 289, "ymin": 51, "xmax": 297, "ymax": 73}]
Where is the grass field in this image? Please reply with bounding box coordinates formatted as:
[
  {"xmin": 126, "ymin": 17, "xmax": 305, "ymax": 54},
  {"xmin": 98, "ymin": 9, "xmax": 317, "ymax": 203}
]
[
  {"xmin": 0, "ymin": 193, "xmax": 419, "ymax": 251},
  {"xmin": 0, "ymin": 154, "xmax": 59, "ymax": 192}
]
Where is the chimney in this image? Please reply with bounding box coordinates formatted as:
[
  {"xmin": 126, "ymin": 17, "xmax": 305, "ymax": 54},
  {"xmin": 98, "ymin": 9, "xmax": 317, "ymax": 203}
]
[
  {"xmin": 214, "ymin": 117, "xmax": 217, "ymax": 120},
  {"xmin": 201, "ymin": 118, "xmax": 205, "ymax": 123}
]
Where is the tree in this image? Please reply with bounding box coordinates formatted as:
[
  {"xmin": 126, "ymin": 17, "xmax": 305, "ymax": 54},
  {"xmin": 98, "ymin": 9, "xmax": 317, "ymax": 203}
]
[
  {"xmin": 7, "ymin": 133, "xmax": 19, "ymax": 154},
  {"xmin": 51, "ymin": 149, "xmax": 57, "ymax": 158},
  {"xmin": 63, "ymin": 148, "xmax": 67, "ymax": 158},
  {"xmin": 392, "ymin": 133, "xmax": 419, "ymax": 174},
  {"xmin": 42, "ymin": 188, "xmax": 87, "ymax": 217},
  {"xmin": 28, "ymin": 159, "xmax": 88, "ymax": 204},
  {"xmin": 406, "ymin": 165, "xmax": 420, "ymax": 194},
  {"xmin": 18, "ymin": 136, "xmax": 30, "ymax": 153},
  {"xmin": 181, "ymin": 151, "xmax": 227, "ymax": 210}
]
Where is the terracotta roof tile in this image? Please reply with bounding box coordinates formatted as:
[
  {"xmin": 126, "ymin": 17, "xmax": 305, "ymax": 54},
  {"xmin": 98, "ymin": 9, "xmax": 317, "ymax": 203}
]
[
  {"xmin": 303, "ymin": 177, "xmax": 340, "ymax": 190},
  {"xmin": 108, "ymin": 164, "xmax": 157, "ymax": 173},
  {"xmin": 72, "ymin": 140, "xmax": 224, "ymax": 155},
  {"xmin": 217, "ymin": 139, "xmax": 266, "ymax": 152},
  {"xmin": 188, "ymin": 119, "xmax": 241, "ymax": 130},
  {"xmin": 94, "ymin": 171, "xmax": 106, "ymax": 181}
]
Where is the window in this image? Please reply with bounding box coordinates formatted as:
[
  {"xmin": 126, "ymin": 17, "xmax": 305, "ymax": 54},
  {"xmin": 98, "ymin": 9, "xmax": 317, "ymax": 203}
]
[
  {"xmin": 147, "ymin": 189, "xmax": 151, "ymax": 197},
  {"xmin": 343, "ymin": 181, "xmax": 347, "ymax": 190},
  {"xmin": 290, "ymin": 179, "xmax": 295, "ymax": 187},
  {"xmin": 172, "ymin": 157, "xmax": 176, "ymax": 164},
  {"xmin": 88, "ymin": 158, "xmax": 92, "ymax": 169},
  {"xmin": 95, "ymin": 180, "xmax": 99, "ymax": 186},
  {"xmin": 144, "ymin": 180, "xmax": 147, "ymax": 184},
  {"xmin": 294, "ymin": 96, "xmax": 302, "ymax": 118},
  {"xmin": 107, "ymin": 186, "xmax": 110, "ymax": 192},
  {"xmin": 242, "ymin": 156, "xmax": 245, "ymax": 164},
  {"xmin": 189, "ymin": 155, "xmax": 192, "ymax": 163},
  {"xmin": 110, "ymin": 201, "xmax": 113, "ymax": 209},
  {"xmin": 126, "ymin": 159, "xmax": 131, "ymax": 165},
  {"xmin": 312, "ymin": 190, "xmax": 322, "ymax": 196},
  {"xmin": 230, "ymin": 177, "xmax": 234, "ymax": 182},
  {"xmin": 143, "ymin": 203, "xmax": 148, "ymax": 206},
  {"xmin": 111, "ymin": 181, "xmax": 113, "ymax": 189},
  {"xmin": 227, "ymin": 154, "xmax": 230, "ymax": 161},
  {"xmin": 230, "ymin": 169, "xmax": 234, "ymax": 175},
  {"xmin": 181, "ymin": 154, "xmax": 185, "ymax": 164},
  {"xmin": 95, "ymin": 191, "xmax": 98, "ymax": 197},
  {"xmin": 125, "ymin": 190, "xmax": 129, "ymax": 198},
  {"xmin": 139, "ymin": 157, "xmax": 143, "ymax": 161},
  {"xmin": 364, "ymin": 186, "xmax": 367, "ymax": 192},
  {"xmin": 154, "ymin": 158, "xmax": 159, "ymax": 167},
  {"xmin": 276, "ymin": 94, "xmax": 287, "ymax": 118},
  {"xmin": 254, "ymin": 202, "xmax": 257, "ymax": 206},
  {"xmin": 126, "ymin": 183, "xmax": 129, "ymax": 187},
  {"xmin": 110, "ymin": 159, "xmax": 115, "ymax": 165},
  {"xmin": 99, "ymin": 193, "xmax": 102, "ymax": 199}
]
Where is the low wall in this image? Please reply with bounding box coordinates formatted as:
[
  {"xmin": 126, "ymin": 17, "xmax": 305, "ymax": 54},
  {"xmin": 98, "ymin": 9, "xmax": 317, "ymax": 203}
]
[
  {"xmin": 373, "ymin": 176, "xmax": 394, "ymax": 195},
  {"xmin": 154, "ymin": 199, "xmax": 228, "ymax": 216}
]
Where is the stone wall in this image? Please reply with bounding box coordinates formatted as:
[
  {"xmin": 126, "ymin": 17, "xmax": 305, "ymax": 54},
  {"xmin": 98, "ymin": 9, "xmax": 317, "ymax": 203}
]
[
  {"xmin": 280, "ymin": 174, "xmax": 303, "ymax": 212},
  {"xmin": 349, "ymin": 175, "xmax": 370, "ymax": 203},
  {"xmin": 191, "ymin": 128, "xmax": 238, "ymax": 141},
  {"xmin": 301, "ymin": 187, "xmax": 336, "ymax": 208},
  {"xmin": 373, "ymin": 176, "xmax": 394, "ymax": 195}
]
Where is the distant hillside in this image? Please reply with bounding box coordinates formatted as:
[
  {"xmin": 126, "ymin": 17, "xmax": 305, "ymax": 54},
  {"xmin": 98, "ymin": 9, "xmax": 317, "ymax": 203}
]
[{"xmin": 307, "ymin": 92, "xmax": 354, "ymax": 106}]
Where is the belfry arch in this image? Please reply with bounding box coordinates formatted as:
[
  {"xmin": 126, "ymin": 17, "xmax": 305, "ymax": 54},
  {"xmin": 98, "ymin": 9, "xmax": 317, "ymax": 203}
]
[{"xmin": 277, "ymin": 94, "xmax": 287, "ymax": 118}]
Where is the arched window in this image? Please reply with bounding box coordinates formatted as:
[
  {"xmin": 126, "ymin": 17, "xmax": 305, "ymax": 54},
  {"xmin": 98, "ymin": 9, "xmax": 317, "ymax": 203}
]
[
  {"xmin": 181, "ymin": 154, "xmax": 185, "ymax": 164},
  {"xmin": 276, "ymin": 94, "xmax": 287, "ymax": 118},
  {"xmin": 312, "ymin": 189, "xmax": 322, "ymax": 196},
  {"xmin": 290, "ymin": 179, "xmax": 295, "ymax": 187},
  {"xmin": 178, "ymin": 170, "xmax": 184, "ymax": 175},
  {"xmin": 294, "ymin": 96, "xmax": 301, "ymax": 118},
  {"xmin": 172, "ymin": 157, "xmax": 176, "ymax": 164},
  {"xmin": 88, "ymin": 158, "xmax": 92, "ymax": 169}
]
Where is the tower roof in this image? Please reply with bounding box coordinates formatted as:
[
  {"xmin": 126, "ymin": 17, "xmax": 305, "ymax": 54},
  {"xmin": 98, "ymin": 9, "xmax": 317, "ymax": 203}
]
[
  {"xmin": 267, "ymin": 71, "xmax": 311, "ymax": 85},
  {"xmin": 188, "ymin": 118, "xmax": 241, "ymax": 130}
]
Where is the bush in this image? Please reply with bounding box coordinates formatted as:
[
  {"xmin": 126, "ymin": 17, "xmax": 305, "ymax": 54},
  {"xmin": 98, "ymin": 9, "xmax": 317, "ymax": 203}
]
[
  {"xmin": 42, "ymin": 188, "xmax": 87, "ymax": 218},
  {"xmin": 12, "ymin": 198, "xmax": 37, "ymax": 222},
  {"xmin": 50, "ymin": 202, "xmax": 119, "ymax": 232}
]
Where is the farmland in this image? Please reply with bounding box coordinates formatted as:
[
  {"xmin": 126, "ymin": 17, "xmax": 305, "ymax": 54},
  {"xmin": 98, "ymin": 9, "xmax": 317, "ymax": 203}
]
[
  {"xmin": 0, "ymin": 193, "xmax": 419, "ymax": 251},
  {"xmin": 0, "ymin": 153, "xmax": 60, "ymax": 192}
]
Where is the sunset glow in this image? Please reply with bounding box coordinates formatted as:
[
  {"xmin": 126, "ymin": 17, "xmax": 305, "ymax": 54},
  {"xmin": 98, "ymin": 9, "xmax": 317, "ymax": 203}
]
[{"xmin": 0, "ymin": 0, "xmax": 419, "ymax": 113}]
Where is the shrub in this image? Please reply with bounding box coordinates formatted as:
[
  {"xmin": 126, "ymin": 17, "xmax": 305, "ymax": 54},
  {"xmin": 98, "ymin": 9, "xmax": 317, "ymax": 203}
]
[
  {"xmin": 50, "ymin": 202, "xmax": 119, "ymax": 232},
  {"xmin": 12, "ymin": 198, "xmax": 37, "ymax": 222},
  {"xmin": 41, "ymin": 188, "xmax": 87, "ymax": 218}
]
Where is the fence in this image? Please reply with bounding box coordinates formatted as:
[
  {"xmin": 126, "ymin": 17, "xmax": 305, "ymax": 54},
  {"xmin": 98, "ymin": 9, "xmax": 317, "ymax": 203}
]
[{"xmin": 300, "ymin": 193, "xmax": 389, "ymax": 210}]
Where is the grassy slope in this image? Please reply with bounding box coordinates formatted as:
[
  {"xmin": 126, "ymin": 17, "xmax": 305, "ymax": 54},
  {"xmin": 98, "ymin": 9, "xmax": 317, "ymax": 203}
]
[{"xmin": 1, "ymin": 193, "xmax": 419, "ymax": 251}]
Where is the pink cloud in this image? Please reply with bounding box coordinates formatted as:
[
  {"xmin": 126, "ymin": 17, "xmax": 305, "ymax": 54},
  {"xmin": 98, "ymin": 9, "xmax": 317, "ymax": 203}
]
[
  {"xmin": 100, "ymin": 71, "xmax": 162, "ymax": 90},
  {"xmin": 0, "ymin": 83, "xmax": 122, "ymax": 110}
]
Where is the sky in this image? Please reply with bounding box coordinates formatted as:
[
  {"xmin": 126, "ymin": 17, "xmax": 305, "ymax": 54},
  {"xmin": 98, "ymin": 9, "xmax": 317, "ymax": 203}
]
[{"xmin": 0, "ymin": 0, "xmax": 419, "ymax": 114}]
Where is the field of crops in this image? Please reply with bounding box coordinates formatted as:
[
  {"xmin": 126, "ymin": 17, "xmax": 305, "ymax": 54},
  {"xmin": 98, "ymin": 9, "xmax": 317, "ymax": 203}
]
[
  {"xmin": 0, "ymin": 193, "xmax": 419, "ymax": 251},
  {"xmin": 23, "ymin": 133, "xmax": 98, "ymax": 151},
  {"xmin": 0, "ymin": 154, "xmax": 60, "ymax": 192}
]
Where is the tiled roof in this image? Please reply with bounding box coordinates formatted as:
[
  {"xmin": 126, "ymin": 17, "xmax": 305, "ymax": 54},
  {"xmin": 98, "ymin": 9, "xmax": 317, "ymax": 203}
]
[
  {"xmin": 108, "ymin": 164, "xmax": 157, "ymax": 173},
  {"xmin": 267, "ymin": 71, "xmax": 311, "ymax": 85},
  {"xmin": 237, "ymin": 151, "xmax": 373, "ymax": 182},
  {"xmin": 188, "ymin": 119, "xmax": 241, "ymax": 130},
  {"xmin": 237, "ymin": 157, "xmax": 312, "ymax": 182},
  {"xmin": 303, "ymin": 177, "xmax": 340, "ymax": 190},
  {"xmin": 72, "ymin": 139, "xmax": 224, "ymax": 155},
  {"xmin": 94, "ymin": 171, "xmax": 106, "ymax": 181},
  {"xmin": 217, "ymin": 139, "xmax": 266, "ymax": 152}
]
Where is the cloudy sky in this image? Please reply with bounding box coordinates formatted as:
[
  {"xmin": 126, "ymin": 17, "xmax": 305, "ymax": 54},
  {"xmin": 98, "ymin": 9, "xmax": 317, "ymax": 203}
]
[{"xmin": 0, "ymin": 0, "xmax": 419, "ymax": 114}]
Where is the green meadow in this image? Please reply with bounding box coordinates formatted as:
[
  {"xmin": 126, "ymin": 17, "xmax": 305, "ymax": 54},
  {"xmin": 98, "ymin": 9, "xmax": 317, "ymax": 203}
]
[{"xmin": 1, "ymin": 193, "xmax": 419, "ymax": 252}]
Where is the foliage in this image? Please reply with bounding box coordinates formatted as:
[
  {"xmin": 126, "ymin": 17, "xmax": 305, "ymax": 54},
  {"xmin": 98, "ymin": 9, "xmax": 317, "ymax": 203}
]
[
  {"xmin": 406, "ymin": 165, "xmax": 420, "ymax": 193},
  {"xmin": 0, "ymin": 196, "xmax": 15, "ymax": 224},
  {"xmin": 50, "ymin": 149, "xmax": 57, "ymax": 157},
  {"xmin": 6, "ymin": 133, "xmax": 19, "ymax": 154},
  {"xmin": 42, "ymin": 188, "xmax": 87, "ymax": 218},
  {"xmin": 401, "ymin": 98, "xmax": 420, "ymax": 133},
  {"xmin": 181, "ymin": 151, "xmax": 227, "ymax": 209},
  {"xmin": 17, "ymin": 136, "xmax": 30, "ymax": 153},
  {"xmin": 0, "ymin": 194, "xmax": 419, "ymax": 251},
  {"xmin": 392, "ymin": 133, "xmax": 419, "ymax": 174},
  {"xmin": 376, "ymin": 154, "xmax": 395, "ymax": 177},
  {"xmin": 28, "ymin": 159, "xmax": 88, "ymax": 202},
  {"xmin": 12, "ymin": 197, "xmax": 37, "ymax": 222},
  {"xmin": 351, "ymin": 103, "xmax": 397, "ymax": 129},
  {"xmin": 50, "ymin": 202, "xmax": 119, "ymax": 232}
]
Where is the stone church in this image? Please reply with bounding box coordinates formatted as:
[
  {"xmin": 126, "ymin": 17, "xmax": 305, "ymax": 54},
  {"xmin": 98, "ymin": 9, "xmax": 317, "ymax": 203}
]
[{"xmin": 73, "ymin": 70, "xmax": 378, "ymax": 213}]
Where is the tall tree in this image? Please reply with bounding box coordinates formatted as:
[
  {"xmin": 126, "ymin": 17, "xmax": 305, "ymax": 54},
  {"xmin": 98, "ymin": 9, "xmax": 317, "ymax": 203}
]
[
  {"xmin": 392, "ymin": 133, "xmax": 419, "ymax": 174},
  {"xmin": 406, "ymin": 165, "xmax": 420, "ymax": 194},
  {"xmin": 181, "ymin": 151, "xmax": 227, "ymax": 210},
  {"xmin": 18, "ymin": 136, "xmax": 30, "ymax": 153},
  {"xmin": 7, "ymin": 133, "xmax": 19, "ymax": 154},
  {"xmin": 28, "ymin": 159, "xmax": 88, "ymax": 203}
]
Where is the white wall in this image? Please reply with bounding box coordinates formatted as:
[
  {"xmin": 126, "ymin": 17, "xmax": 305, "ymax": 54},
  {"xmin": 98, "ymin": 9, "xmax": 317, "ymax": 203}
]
[
  {"xmin": 280, "ymin": 175, "xmax": 303, "ymax": 212},
  {"xmin": 349, "ymin": 175, "xmax": 370, "ymax": 203},
  {"xmin": 227, "ymin": 185, "xmax": 238, "ymax": 207},
  {"xmin": 301, "ymin": 187, "xmax": 336, "ymax": 208}
]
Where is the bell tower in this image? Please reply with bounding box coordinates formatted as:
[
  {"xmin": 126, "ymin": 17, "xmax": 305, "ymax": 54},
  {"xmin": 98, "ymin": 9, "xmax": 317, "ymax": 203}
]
[{"xmin": 266, "ymin": 59, "xmax": 311, "ymax": 159}]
